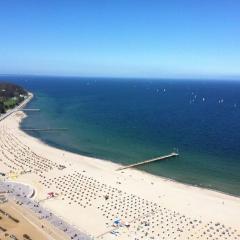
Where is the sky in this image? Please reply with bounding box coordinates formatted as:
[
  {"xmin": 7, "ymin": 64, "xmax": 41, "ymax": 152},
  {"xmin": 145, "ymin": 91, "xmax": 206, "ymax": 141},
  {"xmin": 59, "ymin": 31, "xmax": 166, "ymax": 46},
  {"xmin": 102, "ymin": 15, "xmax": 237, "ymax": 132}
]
[{"xmin": 0, "ymin": 0, "xmax": 240, "ymax": 78}]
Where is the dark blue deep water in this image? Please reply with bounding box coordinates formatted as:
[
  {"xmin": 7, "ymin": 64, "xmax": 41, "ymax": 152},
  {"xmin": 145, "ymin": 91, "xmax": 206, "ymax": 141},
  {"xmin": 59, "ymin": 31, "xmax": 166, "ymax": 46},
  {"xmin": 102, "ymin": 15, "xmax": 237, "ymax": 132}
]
[{"xmin": 1, "ymin": 75, "xmax": 240, "ymax": 196}]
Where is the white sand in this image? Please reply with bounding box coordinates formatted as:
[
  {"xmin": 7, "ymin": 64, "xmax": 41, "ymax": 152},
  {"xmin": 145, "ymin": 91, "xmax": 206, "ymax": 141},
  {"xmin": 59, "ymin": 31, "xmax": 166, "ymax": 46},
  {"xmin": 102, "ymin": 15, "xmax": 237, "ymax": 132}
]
[{"xmin": 0, "ymin": 109, "xmax": 240, "ymax": 240}]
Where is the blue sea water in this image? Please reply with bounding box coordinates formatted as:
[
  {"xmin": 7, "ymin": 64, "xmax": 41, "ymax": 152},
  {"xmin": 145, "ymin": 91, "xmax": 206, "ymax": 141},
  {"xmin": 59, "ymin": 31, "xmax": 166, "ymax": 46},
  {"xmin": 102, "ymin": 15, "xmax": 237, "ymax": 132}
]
[{"xmin": 2, "ymin": 75, "xmax": 240, "ymax": 196}]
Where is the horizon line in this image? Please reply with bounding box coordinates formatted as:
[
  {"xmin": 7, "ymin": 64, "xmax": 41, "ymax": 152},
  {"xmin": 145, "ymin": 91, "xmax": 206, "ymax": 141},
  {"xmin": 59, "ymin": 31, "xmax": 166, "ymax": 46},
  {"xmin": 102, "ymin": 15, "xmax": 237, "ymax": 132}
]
[{"xmin": 0, "ymin": 73, "xmax": 240, "ymax": 81}]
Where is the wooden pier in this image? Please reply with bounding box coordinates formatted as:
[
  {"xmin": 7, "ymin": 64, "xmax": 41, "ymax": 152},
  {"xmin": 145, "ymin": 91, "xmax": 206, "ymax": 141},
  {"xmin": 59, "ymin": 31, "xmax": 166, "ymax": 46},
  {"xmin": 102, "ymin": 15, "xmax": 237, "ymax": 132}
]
[{"xmin": 117, "ymin": 152, "xmax": 179, "ymax": 171}]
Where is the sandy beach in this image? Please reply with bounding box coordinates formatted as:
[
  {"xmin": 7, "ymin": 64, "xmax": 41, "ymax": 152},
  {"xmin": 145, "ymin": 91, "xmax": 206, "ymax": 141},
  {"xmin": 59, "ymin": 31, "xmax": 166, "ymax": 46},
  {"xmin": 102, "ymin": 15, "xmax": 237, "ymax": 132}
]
[{"xmin": 0, "ymin": 101, "xmax": 240, "ymax": 239}]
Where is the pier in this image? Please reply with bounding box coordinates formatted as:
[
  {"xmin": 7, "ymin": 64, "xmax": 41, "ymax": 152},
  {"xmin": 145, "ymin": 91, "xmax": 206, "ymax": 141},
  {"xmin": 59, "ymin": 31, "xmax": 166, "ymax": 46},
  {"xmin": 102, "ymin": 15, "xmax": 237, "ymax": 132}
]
[
  {"xmin": 117, "ymin": 152, "xmax": 179, "ymax": 171},
  {"xmin": 21, "ymin": 108, "xmax": 40, "ymax": 111},
  {"xmin": 22, "ymin": 128, "xmax": 68, "ymax": 132},
  {"xmin": 15, "ymin": 108, "xmax": 40, "ymax": 112}
]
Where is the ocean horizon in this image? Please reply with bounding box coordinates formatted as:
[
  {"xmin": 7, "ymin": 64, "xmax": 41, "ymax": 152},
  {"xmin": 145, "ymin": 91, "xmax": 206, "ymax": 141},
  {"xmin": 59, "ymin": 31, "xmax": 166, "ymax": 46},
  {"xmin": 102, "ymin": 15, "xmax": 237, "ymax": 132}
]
[{"xmin": 2, "ymin": 75, "xmax": 240, "ymax": 196}]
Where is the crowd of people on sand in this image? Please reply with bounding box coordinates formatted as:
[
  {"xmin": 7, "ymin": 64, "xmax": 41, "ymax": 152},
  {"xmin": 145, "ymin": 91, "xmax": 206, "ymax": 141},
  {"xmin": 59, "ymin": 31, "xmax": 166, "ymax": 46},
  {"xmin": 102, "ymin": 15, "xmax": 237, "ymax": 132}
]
[
  {"xmin": 0, "ymin": 118, "xmax": 240, "ymax": 240},
  {"xmin": 0, "ymin": 123, "xmax": 59, "ymax": 175},
  {"xmin": 40, "ymin": 171, "xmax": 240, "ymax": 240}
]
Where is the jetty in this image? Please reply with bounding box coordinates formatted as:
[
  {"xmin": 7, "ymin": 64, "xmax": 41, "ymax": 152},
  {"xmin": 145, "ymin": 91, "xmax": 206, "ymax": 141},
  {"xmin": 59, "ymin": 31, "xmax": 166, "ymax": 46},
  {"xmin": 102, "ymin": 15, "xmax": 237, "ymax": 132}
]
[
  {"xmin": 117, "ymin": 152, "xmax": 179, "ymax": 171},
  {"xmin": 22, "ymin": 128, "xmax": 68, "ymax": 132},
  {"xmin": 21, "ymin": 108, "xmax": 40, "ymax": 111},
  {"xmin": 15, "ymin": 108, "xmax": 40, "ymax": 112}
]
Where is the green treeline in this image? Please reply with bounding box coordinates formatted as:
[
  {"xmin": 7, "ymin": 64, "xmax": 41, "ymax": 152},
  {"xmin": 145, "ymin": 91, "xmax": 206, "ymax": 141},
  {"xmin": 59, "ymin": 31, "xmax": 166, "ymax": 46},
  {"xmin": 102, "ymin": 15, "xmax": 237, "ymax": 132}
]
[{"xmin": 0, "ymin": 82, "xmax": 28, "ymax": 114}]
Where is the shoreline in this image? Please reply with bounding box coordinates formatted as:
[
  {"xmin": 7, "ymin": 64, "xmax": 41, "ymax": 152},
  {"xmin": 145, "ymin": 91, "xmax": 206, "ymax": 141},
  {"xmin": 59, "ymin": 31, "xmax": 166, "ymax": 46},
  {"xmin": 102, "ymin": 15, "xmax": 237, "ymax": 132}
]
[
  {"xmin": 1, "ymin": 93, "xmax": 240, "ymax": 239},
  {"xmin": 20, "ymin": 110, "xmax": 240, "ymax": 199}
]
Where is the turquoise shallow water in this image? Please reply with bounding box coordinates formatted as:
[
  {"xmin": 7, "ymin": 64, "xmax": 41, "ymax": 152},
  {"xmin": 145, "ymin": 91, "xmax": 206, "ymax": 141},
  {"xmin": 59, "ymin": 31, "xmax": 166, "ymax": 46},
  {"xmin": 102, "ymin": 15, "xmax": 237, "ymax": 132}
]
[{"xmin": 2, "ymin": 75, "xmax": 240, "ymax": 196}]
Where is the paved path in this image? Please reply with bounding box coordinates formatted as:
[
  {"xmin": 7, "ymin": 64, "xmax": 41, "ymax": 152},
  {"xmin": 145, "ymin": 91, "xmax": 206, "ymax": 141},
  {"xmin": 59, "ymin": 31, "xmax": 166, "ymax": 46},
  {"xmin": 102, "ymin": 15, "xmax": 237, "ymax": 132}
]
[
  {"xmin": 0, "ymin": 181, "xmax": 92, "ymax": 240},
  {"xmin": 117, "ymin": 152, "xmax": 179, "ymax": 170}
]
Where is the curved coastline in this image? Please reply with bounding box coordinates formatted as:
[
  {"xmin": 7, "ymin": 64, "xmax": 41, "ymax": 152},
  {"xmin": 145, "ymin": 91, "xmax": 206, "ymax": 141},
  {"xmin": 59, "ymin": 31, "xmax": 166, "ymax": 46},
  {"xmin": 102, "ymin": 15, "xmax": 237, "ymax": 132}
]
[
  {"xmin": 20, "ymin": 96, "xmax": 240, "ymax": 198},
  {"xmin": 19, "ymin": 114, "xmax": 240, "ymax": 199},
  {"xmin": 16, "ymin": 100, "xmax": 240, "ymax": 204},
  {"xmin": 1, "ymin": 92, "xmax": 240, "ymax": 239}
]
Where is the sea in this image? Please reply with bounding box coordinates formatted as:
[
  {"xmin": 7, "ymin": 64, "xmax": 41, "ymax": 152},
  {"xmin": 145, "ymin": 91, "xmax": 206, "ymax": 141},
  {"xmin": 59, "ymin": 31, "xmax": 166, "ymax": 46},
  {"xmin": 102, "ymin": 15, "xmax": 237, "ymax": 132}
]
[{"xmin": 2, "ymin": 75, "xmax": 240, "ymax": 196}]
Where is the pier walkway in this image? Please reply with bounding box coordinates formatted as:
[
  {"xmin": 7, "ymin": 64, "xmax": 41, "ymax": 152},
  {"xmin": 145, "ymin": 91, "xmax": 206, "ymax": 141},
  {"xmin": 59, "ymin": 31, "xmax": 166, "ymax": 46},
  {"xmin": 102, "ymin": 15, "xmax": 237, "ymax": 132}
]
[
  {"xmin": 17, "ymin": 108, "xmax": 40, "ymax": 111},
  {"xmin": 117, "ymin": 152, "xmax": 179, "ymax": 171},
  {"xmin": 22, "ymin": 128, "xmax": 68, "ymax": 131}
]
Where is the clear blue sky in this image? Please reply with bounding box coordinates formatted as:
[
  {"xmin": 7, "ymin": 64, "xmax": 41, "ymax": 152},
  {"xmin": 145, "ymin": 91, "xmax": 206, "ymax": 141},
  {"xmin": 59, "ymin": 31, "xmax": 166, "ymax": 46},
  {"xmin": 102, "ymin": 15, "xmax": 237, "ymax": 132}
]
[{"xmin": 0, "ymin": 0, "xmax": 240, "ymax": 78}]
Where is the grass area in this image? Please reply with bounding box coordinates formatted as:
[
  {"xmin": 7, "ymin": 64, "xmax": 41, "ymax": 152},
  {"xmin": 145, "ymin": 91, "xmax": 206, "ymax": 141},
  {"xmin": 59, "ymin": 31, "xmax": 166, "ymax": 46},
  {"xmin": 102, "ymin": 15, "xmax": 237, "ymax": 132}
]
[
  {"xmin": 0, "ymin": 82, "xmax": 27, "ymax": 113},
  {"xmin": 3, "ymin": 98, "xmax": 17, "ymax": 109}
]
